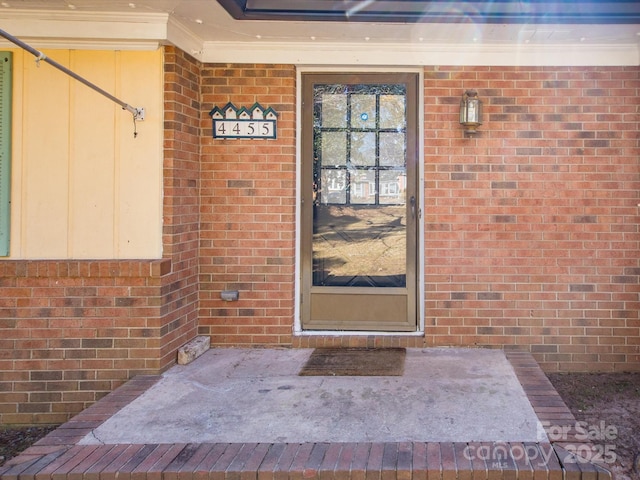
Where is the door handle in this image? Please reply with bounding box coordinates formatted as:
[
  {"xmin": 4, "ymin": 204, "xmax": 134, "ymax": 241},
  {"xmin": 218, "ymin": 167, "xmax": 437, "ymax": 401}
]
[{"xmin": 410, "ymin": 196, "xmax": 416, "ymax": 220}]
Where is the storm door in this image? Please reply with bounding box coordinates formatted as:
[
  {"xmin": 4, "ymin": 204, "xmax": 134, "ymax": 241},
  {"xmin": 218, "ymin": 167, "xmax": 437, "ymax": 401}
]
[{"xmin": 301, "ymin": 73, "xmax": 419, "ymax": 331}]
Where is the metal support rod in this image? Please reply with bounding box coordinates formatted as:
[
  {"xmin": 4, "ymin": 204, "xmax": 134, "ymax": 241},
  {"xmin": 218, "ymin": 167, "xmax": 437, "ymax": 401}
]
[{"xmin": 0, "ymin": 28, "xmax": 143, "ymax": 119}]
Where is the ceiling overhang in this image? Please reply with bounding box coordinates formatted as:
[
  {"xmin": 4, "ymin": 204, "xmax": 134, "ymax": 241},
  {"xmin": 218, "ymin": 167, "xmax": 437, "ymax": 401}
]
[
  {"xmin": 216, "ymin": 0, "xmax": 640, "ymax": 24},
  {"xmin": 0, "ymin": 1, "xmax": 638, "ymax": 66}
]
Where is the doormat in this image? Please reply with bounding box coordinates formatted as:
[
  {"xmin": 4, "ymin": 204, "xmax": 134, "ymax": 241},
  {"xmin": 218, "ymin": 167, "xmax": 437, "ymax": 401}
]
[{"xmin": 299, "ymin": 347, "xmax": 406, "ymax": 376}]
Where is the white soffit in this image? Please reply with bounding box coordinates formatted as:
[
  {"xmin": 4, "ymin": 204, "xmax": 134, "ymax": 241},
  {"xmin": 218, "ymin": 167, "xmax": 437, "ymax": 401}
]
[
  {"xmin": 0, "ymin": 11, "xmax": 170, "ymax": 50},
  {"xmin": 0, "ymin": 4, "xmax": 637, "ymax": 65},
  {"xmin": 199, "ymin": 40, "xmax": 639, "ymax": 66}
]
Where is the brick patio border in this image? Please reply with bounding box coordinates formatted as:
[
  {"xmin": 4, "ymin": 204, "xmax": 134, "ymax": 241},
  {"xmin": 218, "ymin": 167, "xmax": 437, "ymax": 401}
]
[{"xmin": 1, "ymin": 352, "xmax": 612, "ymax": 480}]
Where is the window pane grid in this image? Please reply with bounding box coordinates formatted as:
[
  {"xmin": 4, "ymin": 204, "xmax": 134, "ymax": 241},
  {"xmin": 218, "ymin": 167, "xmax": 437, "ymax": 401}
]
[{"xmin": 314, "ymin": 84, "xmax": 406, "ymax": 206}]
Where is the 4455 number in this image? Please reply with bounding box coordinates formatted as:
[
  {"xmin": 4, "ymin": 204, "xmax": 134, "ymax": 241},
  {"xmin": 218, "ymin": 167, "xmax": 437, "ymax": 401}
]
[{"xmin": 213, "ymin": 120, "xmax": 276, "ymax": 139}]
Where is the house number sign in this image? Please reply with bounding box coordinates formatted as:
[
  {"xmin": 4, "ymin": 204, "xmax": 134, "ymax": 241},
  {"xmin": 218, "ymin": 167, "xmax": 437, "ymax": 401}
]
[{"xmin": 210, "ymin": 102, "xmax": 277, "ymax": 139}]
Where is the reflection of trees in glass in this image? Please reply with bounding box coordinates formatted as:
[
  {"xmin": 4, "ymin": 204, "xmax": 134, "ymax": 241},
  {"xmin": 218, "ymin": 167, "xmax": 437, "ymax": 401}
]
[
  {"xmin": 312, "ymin": 205, "xmax": 407, "ymax": 287},
  {"xmin": 313, "ymin": 84, "xmax": 406, "ymax": 207}
]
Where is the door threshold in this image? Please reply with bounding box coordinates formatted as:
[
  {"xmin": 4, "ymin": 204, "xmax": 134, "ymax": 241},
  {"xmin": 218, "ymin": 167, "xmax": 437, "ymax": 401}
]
[{"xmin": 295, "ymin": 329, "xmax": 424, "ymax": 336}]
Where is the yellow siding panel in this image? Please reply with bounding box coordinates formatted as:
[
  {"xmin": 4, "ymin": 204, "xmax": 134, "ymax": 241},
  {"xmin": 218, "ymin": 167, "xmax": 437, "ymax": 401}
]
[
  {"xmin": 115, "ymin": 49, "xmax": 163, "ymax": 258},
  {"xmin": 22, "ymin": 49, "xmax": 70, "ymax": 258},
  {"xmin": 7, "ymin": 48, "xmax": 163, "ymax": 259},
  {"xmin": 69, "ymin": 50, "xmax": 116, "ymax": 258}
]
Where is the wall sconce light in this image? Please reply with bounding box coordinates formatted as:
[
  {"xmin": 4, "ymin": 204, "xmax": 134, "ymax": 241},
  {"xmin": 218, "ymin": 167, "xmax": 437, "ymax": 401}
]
[{"xmin": 459, "ymin": 90, "xmax": 483, "ymax": 135}]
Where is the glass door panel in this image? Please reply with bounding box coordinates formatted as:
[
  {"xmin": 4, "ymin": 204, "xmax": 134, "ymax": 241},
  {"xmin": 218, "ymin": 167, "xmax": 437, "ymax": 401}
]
[{"xmin": 313, "ymin": 83, "xmax": 407, "ymax": 289}]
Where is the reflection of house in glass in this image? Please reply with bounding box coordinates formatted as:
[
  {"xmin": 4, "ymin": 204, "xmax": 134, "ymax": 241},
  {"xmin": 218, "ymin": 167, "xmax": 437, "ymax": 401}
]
[
  {"xmin": 351, "ymin": 171, "xmax": 406, "ymax": 205},
  {"xmin": 315, "ymin": 84, "xmax": 408, "ymax": 208},
  {"xmin": 321, "ymin": 170, "xmax": 406, "ymax": 205},
  {"xmin": 320, "ymin": 169, "xmax": 346, "ymax": 204}
]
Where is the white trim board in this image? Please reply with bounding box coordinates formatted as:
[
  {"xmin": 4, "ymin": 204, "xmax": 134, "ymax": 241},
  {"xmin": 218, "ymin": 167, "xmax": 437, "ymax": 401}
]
[{"xmin": 200, "ymin": 41, "xmax": 639, "ymax": 66}]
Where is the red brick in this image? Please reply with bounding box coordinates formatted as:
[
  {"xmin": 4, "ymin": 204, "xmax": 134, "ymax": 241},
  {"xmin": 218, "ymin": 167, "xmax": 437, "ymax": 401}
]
[
  {"xmin": 395, "ymin": 443, "xmax": 412, "ymax": 480},
  {"xmin": 273, "ymin": 444, "xmax": 301, "ymax": 480},
  {"xmin": 240, "ymin": 443, "xmax": 271, "ymax": 480},
  {"xmin": 425, "ymin": 443, "xmax": 441, "ymax": 480},
  {"xmin": 318, "ymin": 443, "xmax": 342, "ymax": 479},
  {"xmin": 35, "ymin": 446, "xmax": 102, "ymax": 480},
  {"xmin": 210, "ymin": 443, "xmax": 244, "ymax": 480},
  {"xmin": 439, "ymin": 443, "xmax": 456, "ymax": 480},
  {"xmin": 302, "ymin": 443, "xmax": 329, "ymax": 480},
  {"xmin": 365, "ymin": 443, "xmax": 384, "ymax": 480},
  {"xmin": 193, "ymin": 444, "xmax": 229, "ymax": 480},
  {"xmin": 225, "ymin": 443, "xmax": 259, "ymax": 480},
  {"xmin": 163, "ymin": 444, "xmax": 206, "ymax": 480},
  {"xmin": 453, "ymin": 443, "xmax": 472, "ymax": 480},
  {"xmin": 347, "ymin": 443, "xmax": 370, "ymax": 480},
  {"xmin": 288, "ymin": 443, "xmax": 315, "ymax": 480}
]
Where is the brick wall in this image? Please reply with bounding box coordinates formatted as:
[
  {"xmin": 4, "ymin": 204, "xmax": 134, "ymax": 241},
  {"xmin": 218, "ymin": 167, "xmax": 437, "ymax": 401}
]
[
  {"xmin": 0, "ymin": 260, "xmax": 170, "ymax": 424},
  {"xmin": 200, "ymin": 64, "xmax": 638, "ymax": 372},
  {"xmin": 160, "ymin": 47, "xmax": 201, "ymax": 367},
  {"xmin": 0, "ymin": 47, "xmax": 202, "ymax": 424},
  {"xmin": 198, "ymin": 64, "xmax": 297, "ymax": 346},
  {"xmin": 421, "ymin": 66, "xmax": 640, "ymax": 372}
]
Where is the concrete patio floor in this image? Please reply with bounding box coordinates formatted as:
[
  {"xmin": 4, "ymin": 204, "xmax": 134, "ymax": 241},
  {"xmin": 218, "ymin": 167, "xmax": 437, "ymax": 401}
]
[
  {"xmin": 1, "ymin": 348, "xmax": 611, "ymax": 480},
  {"xmin": 79, "ymin": 348, "xmax": 545, "ymax": 444}
]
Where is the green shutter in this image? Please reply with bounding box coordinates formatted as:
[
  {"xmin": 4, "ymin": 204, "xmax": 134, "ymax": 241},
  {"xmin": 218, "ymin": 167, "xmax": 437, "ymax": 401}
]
[{"xmin": 0, "ymin": 52, "xmax": 12, "ymax": 256}]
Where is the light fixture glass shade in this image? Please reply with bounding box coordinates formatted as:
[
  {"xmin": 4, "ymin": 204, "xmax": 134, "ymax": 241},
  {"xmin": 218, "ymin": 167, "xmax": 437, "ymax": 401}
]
[{"xmin": 460, "ymin": 90, "xmax": 483, "ymax": 134}]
